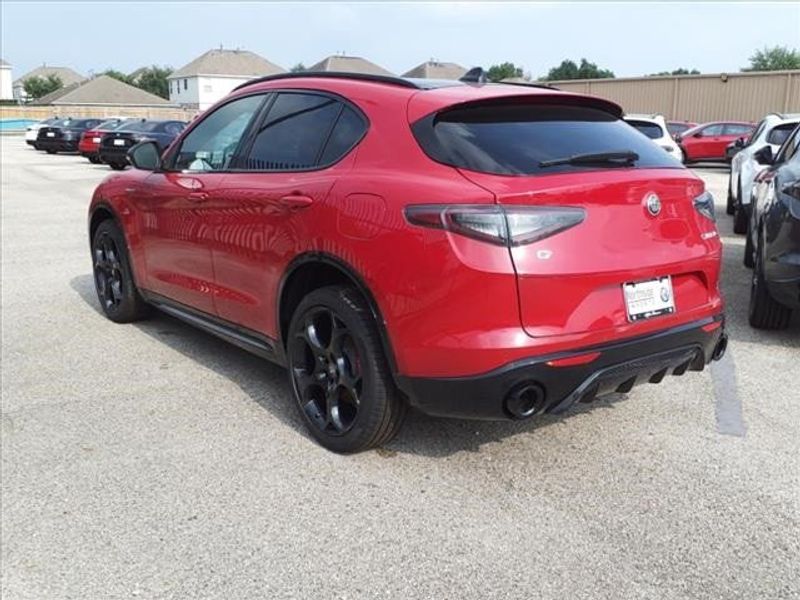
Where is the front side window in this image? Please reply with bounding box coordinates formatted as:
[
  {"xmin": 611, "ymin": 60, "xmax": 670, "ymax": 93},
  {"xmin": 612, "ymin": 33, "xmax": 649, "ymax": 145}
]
[
  {"xmin": 766, "ymin": 123, "xmax": 798, "ymax": 146},
  {"xmin": 413, "ymin": 102, "xmax": 679, "ymax": 176},
  {"xmin": 171, "ymin": 94, "xmax": 264, "ymax": 172},
  {"xmin": 239, "ymin": 92, "xmax": 343, "ymax": 171},
  {"xmin": 700, "ymin": 124, "xmax": 724, "ymax": 137}
]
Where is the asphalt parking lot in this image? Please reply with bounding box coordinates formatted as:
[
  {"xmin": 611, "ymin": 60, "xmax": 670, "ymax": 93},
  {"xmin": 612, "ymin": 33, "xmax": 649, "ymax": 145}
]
[{"xmin": 1, "ymin": 136, "xmax": 798, "ymax": 600}]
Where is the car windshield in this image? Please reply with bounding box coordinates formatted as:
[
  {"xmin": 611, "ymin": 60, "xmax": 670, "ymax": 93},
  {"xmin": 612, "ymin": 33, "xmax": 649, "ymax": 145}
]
[
  {"xmin": 767, "ymin": 123, "xmax": 798, "ymax": 146},
  {"xmin": 626, "ymin": 119, "xmax": 664, "ymax": 139},
  {"xmin": 413, "ymin": 102, "xmax": 679, "ymax": 176},
  {"xmin": 95, "ymin": 120, "xmax": 126, "ymax": 131}
]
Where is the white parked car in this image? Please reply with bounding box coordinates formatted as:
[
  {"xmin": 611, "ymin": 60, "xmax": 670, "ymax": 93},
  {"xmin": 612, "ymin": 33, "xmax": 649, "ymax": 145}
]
[
  {"xmin": 728, "ymin": 112, "xmax": 800, "ymax": 233},
  {"xmin": 624, "ymin": 114, "xmax": 683, "ymax": 162}
]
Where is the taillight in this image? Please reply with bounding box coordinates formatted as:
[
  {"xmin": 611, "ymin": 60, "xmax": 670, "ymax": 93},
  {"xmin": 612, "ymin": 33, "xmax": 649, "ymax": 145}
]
[
  {"xmin": 693, "ymin": 191, "xmax": 715, "ymax": 221},
  {"xmin": 404, "ymin": 205, "xmax": 585, "ymax": 246}
]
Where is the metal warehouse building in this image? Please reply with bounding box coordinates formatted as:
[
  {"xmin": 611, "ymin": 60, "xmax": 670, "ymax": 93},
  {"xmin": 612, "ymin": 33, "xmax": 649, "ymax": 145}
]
[{"xmin": 550, "ymin": 70, "xmax": 800, "ymax": 122}]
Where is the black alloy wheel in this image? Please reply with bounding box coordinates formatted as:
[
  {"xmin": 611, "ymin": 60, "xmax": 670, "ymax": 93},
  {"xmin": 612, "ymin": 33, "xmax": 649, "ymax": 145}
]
[
  {"xmin": 94, "ymin": 232, "xmax": 125, "ymax": 312},
  {"xmin": 287, "ymin": 286, "xmax": 406, "ymax": 453}
]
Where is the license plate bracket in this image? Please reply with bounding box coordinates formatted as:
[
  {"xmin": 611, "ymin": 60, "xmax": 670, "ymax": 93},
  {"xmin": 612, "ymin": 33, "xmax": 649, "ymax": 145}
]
[{"xmin": 623, "ymin": 276, "xmax": 675, "ymax": 322}]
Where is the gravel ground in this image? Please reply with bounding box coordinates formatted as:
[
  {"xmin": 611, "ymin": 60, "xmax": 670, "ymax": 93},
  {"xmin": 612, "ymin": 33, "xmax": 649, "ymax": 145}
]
[{"xmin": 2, "ymin": 136, "xmax": 798, "ymax": 600}]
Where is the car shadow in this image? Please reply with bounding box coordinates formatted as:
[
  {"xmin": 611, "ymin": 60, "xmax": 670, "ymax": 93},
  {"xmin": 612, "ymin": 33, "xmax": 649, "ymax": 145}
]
[{"xmin": 69, "ymin": 273, "xmax": 630, "ymax": 457}]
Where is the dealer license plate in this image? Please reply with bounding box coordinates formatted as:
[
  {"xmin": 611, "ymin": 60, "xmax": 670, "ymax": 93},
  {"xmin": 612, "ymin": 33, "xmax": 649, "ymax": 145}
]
[
  {"xmin": 622, "ymin": 276, "xmax": 675, "ymax": 322},
  {"xmin": 46, "ymin": 132, "xmax": 55, "ymax": 137},
  {"xmin": 93, "ymin": 137, "xmax": 102, "ymax": 143},
  {"xmin": 113, "ymin": 139, "xmax": 126, "ymax": 146}
]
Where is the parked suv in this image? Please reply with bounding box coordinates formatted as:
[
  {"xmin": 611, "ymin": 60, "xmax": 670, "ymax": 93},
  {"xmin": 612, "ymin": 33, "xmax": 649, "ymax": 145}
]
[
  {"xmin": 744, "ymin": 124, "xmax": 800, "ymax": 329},
  {"xmin": 624, "ymin": 114, "xmax": 683, "ymax": 161},
  {"xmin": 88, "ymin": 73, "xmax": 726, "ymax": 452},
  {"xmin": 676, "ymin": 121, "xmax": 754, "ymax": 163},
  {"xmin": 727, "ymin": 113, "xmax": 800, "ymax": 233}
]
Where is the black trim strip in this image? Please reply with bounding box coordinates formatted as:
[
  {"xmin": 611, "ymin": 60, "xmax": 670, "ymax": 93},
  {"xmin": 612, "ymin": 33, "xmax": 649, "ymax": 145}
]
[
  {"xmin": 141, "ymin": 291, "xmax": 283, "ymax": 364},
  {"xmin": 234, "ymin": 72, "xmax": 421, "ymax": 92}
]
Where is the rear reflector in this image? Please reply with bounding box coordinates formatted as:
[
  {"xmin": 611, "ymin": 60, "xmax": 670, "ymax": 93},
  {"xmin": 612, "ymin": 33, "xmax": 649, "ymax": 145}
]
[
  {"xmin": 701, "ymin": 321, "xmax": 722, "ymax": 333},
  {"xmin": 546, "ymin": 352, "xmax": 601, "ymax": 367}
]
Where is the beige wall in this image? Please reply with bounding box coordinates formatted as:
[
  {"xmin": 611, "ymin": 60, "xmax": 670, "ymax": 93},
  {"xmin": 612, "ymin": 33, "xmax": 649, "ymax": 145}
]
[
  {"xmin": 0, "ymin": 104, "xmax": 199, "ymax": 122},
  {"xmin": 551, "ymin": 70, "xmax": 800, "ymax": 122}
]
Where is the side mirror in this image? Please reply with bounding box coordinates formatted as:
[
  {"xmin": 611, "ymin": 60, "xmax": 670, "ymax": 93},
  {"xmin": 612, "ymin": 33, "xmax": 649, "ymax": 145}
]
[
  {"xmin": 753, "ymin": 145, "xmax": 774, "ymax": 166},
  {"xmin": 128, "ymin": 140, "xmax": 161, "ymax": 171},
  {"xmin": 674, "ymin": 134, "xmax": 682, "ymax": 143},
  {"xmin": 734, "ymin": 137, "xmax": 745, "ymax": 148}
]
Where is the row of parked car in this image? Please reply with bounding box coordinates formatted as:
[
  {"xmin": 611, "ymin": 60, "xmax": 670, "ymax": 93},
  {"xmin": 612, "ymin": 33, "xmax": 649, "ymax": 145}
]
[
  {"xmin": 623, "ymin": 114, "xmax": 755, "ymax": 164},
  {"xmin": 724, "ymin": 112, "xmax": 800, "ymax": 330},
  {"xmin": 26, "ymin": 117, "xmax": 187, "ymax": 169}
]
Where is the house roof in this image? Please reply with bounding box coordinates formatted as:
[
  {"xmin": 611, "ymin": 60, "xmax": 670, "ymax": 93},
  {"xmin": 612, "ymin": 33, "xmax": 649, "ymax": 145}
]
[
  {"xmin": 308, "ymin": 55, "xmax": 393, "ymax": 76},
  {"xmin": 13, "ymin": 65, "xmax": 84, "ymax": 87},
  {"xmin": 34, "ymin": 75, "xmax": 172, "ymax": 106},
  {"xmin": 170, "ymin": 49, "xmax": 285, "ymax": 79},
  {"xmin": 402, "ymin": 61, "xmax": 467, "ymax": 80},
  {"xmin": 0, "ymin": 59, "xmax": 10, "ymax": 67}
]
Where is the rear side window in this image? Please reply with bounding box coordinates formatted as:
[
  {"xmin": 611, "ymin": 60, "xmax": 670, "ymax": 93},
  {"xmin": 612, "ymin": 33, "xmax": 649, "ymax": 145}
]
[
  {"xmin": 413, "ymin": 102, "xmax": 679, "ymax": 176},
  {"xmin": 667, "ymin": 122, "xmax": 691, "ymax": 136},
  {"xmin": 240, "ymin": 92, "xmax": 348, "ymax": 171},
  {"xmin": 767, "ymin": 123, "xmax": 797, "ymax": 146},
  {"xmin": 724, "ymin": 123, "xmax": 752, "ymax": 136},
  {"xmin": 626, "ymin": 119, "xmax": 664, "ymax": 139}
]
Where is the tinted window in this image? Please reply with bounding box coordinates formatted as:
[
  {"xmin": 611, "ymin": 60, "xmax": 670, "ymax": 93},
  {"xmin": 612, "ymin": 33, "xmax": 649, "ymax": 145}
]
[
  {"xmin": 700, "ymin": 124, "xmax": 724, "ymax": 136},
  {"xmin": 776, "ymin": 125, "xmax": 800, "ymax": 163},
  {"xmin": 240, "ymin": 93, "xmax": 342, "ymax": 171},
  {"xmin": 767, "ymin": 123, "xmax": 797, "ymax": 146},
  {"xmin": 746, "ymin": 120, "xmax": 766, "ymax": 146},
  {"xmin": 413, "ymin": 103, "xmax": 678, "ymax": 176},
  {"xmin": 667, "ymin": 122, "xmax": 692, "ymax": 136},
  {"xmin": 724, "ymin": 123, "xmax": 752, "ymax": 136},
  {"xmin": 626, "ymin": 119, "xmax": 664, "ymax": 139},
  {"xmin": 173, "ymin": 94, "xmax": 264, "ymax": 171},
  {"xmin": 164, "ymin": 122, "xmax": 185, "ymax": 136},
  {"xmin": 319, "ymin": 106, "xmax": 366, "ymax": 165}
]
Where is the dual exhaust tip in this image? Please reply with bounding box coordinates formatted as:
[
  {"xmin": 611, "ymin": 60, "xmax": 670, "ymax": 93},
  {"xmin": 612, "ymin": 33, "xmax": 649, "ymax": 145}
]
[{"xmin": 712, "ymin": 334, "xmax": 728, "ymax": 362}]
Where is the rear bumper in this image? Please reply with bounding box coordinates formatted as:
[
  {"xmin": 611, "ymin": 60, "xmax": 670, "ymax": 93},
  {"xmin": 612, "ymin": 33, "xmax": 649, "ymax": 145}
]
[
  {"xmin": 98, "ymin": 147, "xmax": 129, "ymax": 164},
  {"xmin": 396, "ymin": 314, "xmax": 726, "ymax": 420},
  {"xmin": 36, "ymin": 139, "xmax": 78, "ymax": 152}
]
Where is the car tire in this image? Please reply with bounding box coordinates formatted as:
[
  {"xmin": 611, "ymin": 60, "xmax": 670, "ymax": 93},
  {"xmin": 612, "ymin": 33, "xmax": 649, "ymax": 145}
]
[
  {"xmin": 46, "ymin": 149, "xmax": 57, "ymax": 154},
  {"xmin": 743, "ymin": 227, "xmax": 755, "ymax": 268},
  {"xmin": 726, "ymin": 179, "xmax": 735, "ymax": 216},
  {"xmin": 749, "ymin": 230, "xmax": 791, "ymax": 330},
  {"xmin": 287, "ymin": 285, "xmax": 406, "ymax": 453},
  {"xmin": 91, "ymin": 220, "xmax": 150, "ymax": 323},
  {"xmin": 89, "ymin": 156, "xmax": 101, "ymax": 164},
  {"xmin": 732, "ymin": 180, "xmax": 748, "ymax": 234},
  {"xmin": 109, "ymin": 162, "xmax": 126, "ymax": 171}
]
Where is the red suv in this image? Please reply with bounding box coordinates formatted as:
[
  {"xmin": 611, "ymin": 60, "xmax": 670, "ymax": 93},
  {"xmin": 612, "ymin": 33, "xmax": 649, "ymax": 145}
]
[
  {"xmin": 88, "ymin": 73, "xmax": 726, "ymax": 452},
  {"xmin": 677, "ymin": 121, "xmax": 754, "ymax": 163}
]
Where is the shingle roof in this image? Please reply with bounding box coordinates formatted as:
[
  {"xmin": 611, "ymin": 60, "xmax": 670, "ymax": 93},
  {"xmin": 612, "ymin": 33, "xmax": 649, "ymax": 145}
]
[
  {"xmin": 170, "ymin": 49, "xmax": 285, "ymax": 79},
  {"xmin": 13, "ymin": 65, "xmax": 84, "ymax": 87},
  {"xmin": 33, "ymin": 75, "xmax": 172, "ymax": 106},
  {"xmin": 402, "ymin": 61, "xmax": 467, "ymax": 80},
  {"xmin": 308, "ymin": 55, "xmax": 393, "ymax": 76}
]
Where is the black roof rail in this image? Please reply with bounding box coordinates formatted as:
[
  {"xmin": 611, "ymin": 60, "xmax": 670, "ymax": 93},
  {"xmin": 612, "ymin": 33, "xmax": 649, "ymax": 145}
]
[
  {"xmin": 460, "ymin": 67, "xmax": 488, "ymax": 84},
  {"xmin": 499, "ymin": 81, "xmax": 560, "ymax": 91},
  {"xmin": 234, "ymin": 71, "xmax": 421, "ymax": 92}
]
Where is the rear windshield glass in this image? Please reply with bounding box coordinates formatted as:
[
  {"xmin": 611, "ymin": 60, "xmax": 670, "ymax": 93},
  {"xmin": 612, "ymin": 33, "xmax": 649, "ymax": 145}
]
[
  {"xmin": 413, "ymin": 103, "xmax": 679, "ymax": 175},
  {"xmin": 767, "ymin": 123, "xmax": 797, "ymax": 146},
  {"xmin": 121, "ymin": 121, "xmax": 160, "ymax": 132},
  {"xmin": 627, "ymin": 120, "xmax": 664, "ymax": 139}
]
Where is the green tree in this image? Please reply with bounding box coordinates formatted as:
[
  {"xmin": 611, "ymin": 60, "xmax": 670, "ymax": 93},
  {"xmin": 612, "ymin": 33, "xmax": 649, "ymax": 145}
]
[
  {"xmin": 133, "ymin": 66, "xmax": 173, "ymax": 99},
  {"xmin": 23, "ymin": 74, "xmax": 63, "ymax": 100},
  {"xmin": 743, "ymin": 46, "xmax": 800, "ymax": 71},
  {"xmin": 542, "ymin": 58, "xmax": 615, "ymax": 81},
  {"xmin": 486, "ymin": 62, "xmax": 523, "ymax": 82},
  {"xmin": 290, "ymin": 63, "xmax": 307, "ymax": 73},
  {"xmin": 650, "ymin": 68, "xmax": 700, "ymax": 76},
  {"xmin": 101, "ymin": 69, "xmax": 133, "ymax": 85}
]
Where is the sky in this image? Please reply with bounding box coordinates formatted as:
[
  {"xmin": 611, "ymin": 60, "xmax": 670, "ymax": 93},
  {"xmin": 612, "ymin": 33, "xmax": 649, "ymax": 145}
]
[{"xmin": 2, "ymin": 2, "xmax": 799, "ymax": 80}]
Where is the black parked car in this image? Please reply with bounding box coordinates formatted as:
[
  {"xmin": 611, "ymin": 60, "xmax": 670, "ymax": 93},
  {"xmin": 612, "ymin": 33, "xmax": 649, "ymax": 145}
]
[
  {"xmin": 35, "ymin": 118, "xmax": 105, "ymax": 154},
  {"xmin": 745, "ymin": 123, "xmax": 800, "ymax": 329},
  {"xmin": 98, "ymin": 120, "xmax": 186, "ymax": 170}
]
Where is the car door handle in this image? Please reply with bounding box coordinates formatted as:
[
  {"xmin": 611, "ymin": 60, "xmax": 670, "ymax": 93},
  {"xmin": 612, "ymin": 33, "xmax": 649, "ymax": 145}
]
[
  {"xmin": 187, "ymin": 191, "xmax": 209, "ymax": 203},
  {"xmin": 278, "ymin": 194, "xmax": 313, "ymax": 210}
]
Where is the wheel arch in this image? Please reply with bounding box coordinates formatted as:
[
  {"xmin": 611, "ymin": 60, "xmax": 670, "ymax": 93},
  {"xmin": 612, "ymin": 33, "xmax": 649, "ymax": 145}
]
[
  {"xmin": 88, "ymin": 203, "xmax": 122, "ymax": 247},
  {"xmin": 277, "ymin": 253, "xmax": 399, "ymax": 376}
]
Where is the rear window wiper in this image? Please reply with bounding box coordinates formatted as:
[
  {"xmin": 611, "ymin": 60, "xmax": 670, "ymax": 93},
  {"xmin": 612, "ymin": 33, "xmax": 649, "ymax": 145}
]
[{"xmin": 539, "ymin": 150, "xmax": 639, "ymax": 168}]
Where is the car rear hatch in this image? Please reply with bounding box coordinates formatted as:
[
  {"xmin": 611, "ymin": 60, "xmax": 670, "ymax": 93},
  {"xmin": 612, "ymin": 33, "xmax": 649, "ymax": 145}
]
[
  {"xmin": 38, "ymin": 126, "xmax": 63, "ymax": 140},
  {"xmin": 411, "ymin": 94, "xmax": 721, "ymax": 338},
  {"xmin": 101, "ymin": 131, "xmax": 138, "ymax": 153}
]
